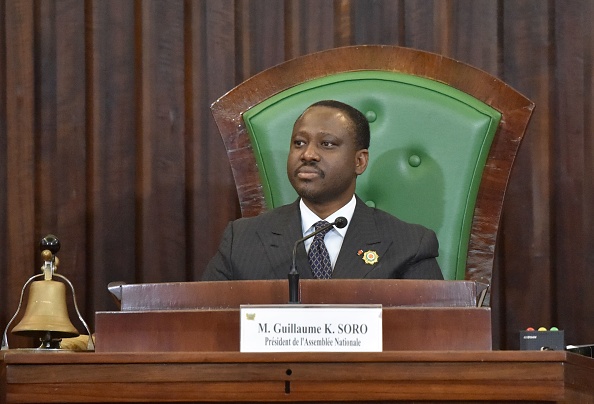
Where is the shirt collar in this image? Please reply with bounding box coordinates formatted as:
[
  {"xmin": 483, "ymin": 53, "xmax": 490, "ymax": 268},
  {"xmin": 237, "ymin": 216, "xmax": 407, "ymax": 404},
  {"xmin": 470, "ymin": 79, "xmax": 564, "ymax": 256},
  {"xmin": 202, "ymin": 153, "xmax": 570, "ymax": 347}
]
[{"xmin": 299, "ymin": 195, "xmax": 356, "ymax": 238}]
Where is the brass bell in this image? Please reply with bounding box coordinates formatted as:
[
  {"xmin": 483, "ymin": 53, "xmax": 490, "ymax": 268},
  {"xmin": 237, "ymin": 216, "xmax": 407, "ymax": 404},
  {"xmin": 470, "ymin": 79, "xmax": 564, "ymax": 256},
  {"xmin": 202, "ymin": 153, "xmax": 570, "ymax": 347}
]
[
  {"xmin": 1, "ymin": 235, "xmax": 94, "ymax": 350},
  {"xmin": 11, "ymin": 279, "xmax": 79, "ymax": 339}
]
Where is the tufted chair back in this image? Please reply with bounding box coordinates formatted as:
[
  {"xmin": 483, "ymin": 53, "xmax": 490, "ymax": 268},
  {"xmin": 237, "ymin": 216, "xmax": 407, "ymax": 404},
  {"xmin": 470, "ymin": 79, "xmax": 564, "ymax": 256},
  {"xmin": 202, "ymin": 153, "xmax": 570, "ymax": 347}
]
[{"xmin": 211, "ymin": 46, "xmax": 534, "ymax": 284}]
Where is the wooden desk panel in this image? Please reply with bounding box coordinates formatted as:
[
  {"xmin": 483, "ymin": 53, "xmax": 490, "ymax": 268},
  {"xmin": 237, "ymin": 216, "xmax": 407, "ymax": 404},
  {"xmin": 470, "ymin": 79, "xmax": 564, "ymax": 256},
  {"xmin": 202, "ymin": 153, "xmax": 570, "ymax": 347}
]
[
  {"xmin": 2, "ymin": 351, "xmax": 594, "ymax": 403},
  {"xmin": 114, "ymin": 280, "xmax": 482, "ymax": 310},
  {"xmin": 97, "ymin": 280, "xmax": 492, "ymax": 353},
  {"xmin": 94, "ymin": 307, "xmax": 492, "ymax": 352}
]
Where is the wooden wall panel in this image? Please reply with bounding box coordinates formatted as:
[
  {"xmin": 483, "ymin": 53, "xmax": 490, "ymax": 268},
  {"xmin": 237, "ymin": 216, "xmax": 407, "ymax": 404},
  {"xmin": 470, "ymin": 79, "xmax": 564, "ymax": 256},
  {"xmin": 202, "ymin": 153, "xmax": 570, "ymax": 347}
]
[
  {"xmin": 186, "ymin": 0, "xmax": 239, "ymax": 280},
  {"xmin": 237, "ymin": 0, "xmax": 285, "ymax": 79},
  {"xmin": 200, "ymin": 0, "xmax": 239, "ymax": 272},
  {"xmin": 285, "ymin": 0, "xmax": 336, "ymax": 56},
  {"xmin": 186, "ymin": 0, "xmax": 208, "ymax": 281},
  {"xmin": 352, "ymin": 0, "xmax": 403, "ymax": 45},
  {"xmin": 138, "ymin": 0, "xmax": 187, "ymax": 283},
  {"xmin": 2, "ymin": 0, "xmax": 594, "ymax": 350},
  {"xmin": 4, "ymin": 0, "xmax": 36, "ymax": 348},
  {"xmin": 88, "ymin": 0, "xmax": 137, "ymax": 312},
  {"xmin": 500, "ymin": 0, "xmax": 553, "ymax": 349},
  {"xmin": 403, "ymin": 0, "xmax": 443, "ymax": 53},
  {"xmin": 0, "ymin": 0, "xmax": 7, "ymax": 332},
  {"xmin": 448, "ymin": 0, "xmax": 500, "ymax": 74},
  {"xmin": 36, "ymin": 0, "xmax": 57, "ymax": 232},
  {"xmin": 553, "ymin": 0, "xmax": 594, "ymax": 345},
  {"xmin": 54, "ymin": 0, "xmax": 88, "ymax": 323}
]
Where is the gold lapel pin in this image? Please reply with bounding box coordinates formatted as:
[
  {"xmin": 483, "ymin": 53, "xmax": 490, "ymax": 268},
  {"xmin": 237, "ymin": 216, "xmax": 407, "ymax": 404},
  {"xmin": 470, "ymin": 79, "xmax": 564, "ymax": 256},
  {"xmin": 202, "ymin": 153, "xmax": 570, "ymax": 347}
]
[{"xmin": 358, "ymin": 250, "xmax": 379, "ymax": 265}]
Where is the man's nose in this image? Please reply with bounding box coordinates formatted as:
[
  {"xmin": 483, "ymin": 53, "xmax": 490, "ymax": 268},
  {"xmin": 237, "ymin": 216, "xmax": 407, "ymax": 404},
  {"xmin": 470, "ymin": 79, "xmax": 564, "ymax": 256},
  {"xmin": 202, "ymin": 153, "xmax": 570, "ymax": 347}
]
[{"xmin": 302, "ymin": 144, "xmax": 320, "ymax": 161}]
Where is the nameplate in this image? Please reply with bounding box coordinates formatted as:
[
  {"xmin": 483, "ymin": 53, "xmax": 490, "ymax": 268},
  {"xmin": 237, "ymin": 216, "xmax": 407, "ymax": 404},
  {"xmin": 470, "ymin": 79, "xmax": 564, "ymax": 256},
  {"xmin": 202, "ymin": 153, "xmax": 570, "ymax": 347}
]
[{"xmin": 240, "ymin": 304, "xmax": 382, "ymax": 352}]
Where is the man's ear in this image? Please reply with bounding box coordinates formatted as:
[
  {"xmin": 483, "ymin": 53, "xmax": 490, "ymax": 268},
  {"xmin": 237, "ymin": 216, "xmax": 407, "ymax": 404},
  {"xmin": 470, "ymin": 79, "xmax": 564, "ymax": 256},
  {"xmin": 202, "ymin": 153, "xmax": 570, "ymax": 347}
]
[{"xmin": 355, "ymin": 149, "xmax": 369, "ymax": 175}]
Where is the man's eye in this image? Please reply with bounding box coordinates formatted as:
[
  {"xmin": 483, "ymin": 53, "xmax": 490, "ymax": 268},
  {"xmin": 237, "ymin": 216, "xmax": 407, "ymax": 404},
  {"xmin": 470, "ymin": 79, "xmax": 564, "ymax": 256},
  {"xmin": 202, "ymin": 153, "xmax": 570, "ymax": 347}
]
[
  {"xmin": 321, "ymin": 141, "xmax": 335, "ymax": 147},
  {"xmin": 293, "ymin": 140, "xmax": 305, "ymax": 147}
]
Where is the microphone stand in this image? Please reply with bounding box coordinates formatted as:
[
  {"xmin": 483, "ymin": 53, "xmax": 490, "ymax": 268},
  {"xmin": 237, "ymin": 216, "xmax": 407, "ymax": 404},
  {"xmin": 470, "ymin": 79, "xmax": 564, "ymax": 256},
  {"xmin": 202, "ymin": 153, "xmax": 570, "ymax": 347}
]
[
  {"xmin": 288, "ymin": 217, "xmax": 347, "ymax": 304},
  {"xmin": 288, "ymin": 265, "xmax": 300, "ymax": 304},
  {"xmin": 289, "ymin": 235, "xmax": 305, "ymax": 303}
]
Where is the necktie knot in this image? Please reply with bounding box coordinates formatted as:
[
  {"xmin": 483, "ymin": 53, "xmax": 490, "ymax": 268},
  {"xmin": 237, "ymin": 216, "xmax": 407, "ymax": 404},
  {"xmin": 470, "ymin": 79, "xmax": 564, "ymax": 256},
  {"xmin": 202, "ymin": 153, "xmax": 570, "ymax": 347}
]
[{"xmin": 313, "ymin": 220, "xmax": 331, "ymax": 238}]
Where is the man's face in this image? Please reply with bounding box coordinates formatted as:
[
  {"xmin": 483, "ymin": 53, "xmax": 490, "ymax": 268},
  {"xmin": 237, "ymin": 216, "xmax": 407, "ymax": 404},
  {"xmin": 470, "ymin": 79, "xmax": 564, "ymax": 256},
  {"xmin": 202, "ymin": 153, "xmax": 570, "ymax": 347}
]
[{"xmin": 287, "ymin": 105, "xmax": 368, "ymax": 210}]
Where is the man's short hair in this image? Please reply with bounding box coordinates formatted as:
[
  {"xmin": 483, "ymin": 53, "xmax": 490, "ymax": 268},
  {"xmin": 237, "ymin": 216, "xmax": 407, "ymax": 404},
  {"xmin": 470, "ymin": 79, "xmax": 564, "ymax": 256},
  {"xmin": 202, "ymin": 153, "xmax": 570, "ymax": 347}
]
[{"xmin": 308, "ymin": 100, "xmax": 370, "ymax": 150}]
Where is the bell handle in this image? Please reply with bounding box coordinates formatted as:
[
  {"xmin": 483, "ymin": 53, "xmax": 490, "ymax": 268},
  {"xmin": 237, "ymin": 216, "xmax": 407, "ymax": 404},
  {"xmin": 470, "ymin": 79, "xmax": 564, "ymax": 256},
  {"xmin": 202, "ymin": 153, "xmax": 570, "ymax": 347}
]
[{"xmin": 1, "ymin": 274, "xmax": 45, "ymax": 350}]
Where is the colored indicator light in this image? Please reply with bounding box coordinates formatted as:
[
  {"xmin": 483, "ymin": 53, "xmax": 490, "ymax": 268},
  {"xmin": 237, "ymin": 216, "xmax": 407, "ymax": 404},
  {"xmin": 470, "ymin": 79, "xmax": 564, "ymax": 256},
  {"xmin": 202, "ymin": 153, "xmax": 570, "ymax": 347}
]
[{"xmin": 538, "ymin": 327, "xmax": 547, "ymax": 331}]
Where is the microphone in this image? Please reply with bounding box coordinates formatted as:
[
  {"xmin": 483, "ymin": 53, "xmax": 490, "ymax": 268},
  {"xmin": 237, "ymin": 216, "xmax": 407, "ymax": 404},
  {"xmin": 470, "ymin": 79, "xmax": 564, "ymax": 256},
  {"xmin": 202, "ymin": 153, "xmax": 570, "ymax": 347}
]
[{"xmin": 288, "ymin": 216, "xmax": 348, "ymax": 303}]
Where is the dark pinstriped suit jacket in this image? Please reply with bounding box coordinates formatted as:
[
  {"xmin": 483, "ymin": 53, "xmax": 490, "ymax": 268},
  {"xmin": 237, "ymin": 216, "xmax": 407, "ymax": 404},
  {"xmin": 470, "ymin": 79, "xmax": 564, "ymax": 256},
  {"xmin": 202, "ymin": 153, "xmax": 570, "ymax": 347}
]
[{"xmin": 202, "ymin": 196, "xmax": 443, "ymax": 281}]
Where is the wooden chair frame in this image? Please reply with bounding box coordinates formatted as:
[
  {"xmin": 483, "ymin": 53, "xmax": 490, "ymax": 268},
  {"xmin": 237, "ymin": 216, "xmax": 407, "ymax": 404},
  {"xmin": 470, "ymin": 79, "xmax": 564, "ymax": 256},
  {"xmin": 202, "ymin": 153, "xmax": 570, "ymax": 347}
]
[{"xmin": 210, "ymin": 45, "xmax": 534, "ymax": 284}]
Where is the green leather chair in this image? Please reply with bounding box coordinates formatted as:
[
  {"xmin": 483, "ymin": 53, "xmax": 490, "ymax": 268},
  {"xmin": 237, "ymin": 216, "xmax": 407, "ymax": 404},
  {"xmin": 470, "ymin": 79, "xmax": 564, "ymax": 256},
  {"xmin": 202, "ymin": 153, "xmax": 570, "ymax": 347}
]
[{"xmin": 211, "ymin": 45, "xmax": 534, "ymax": 284}]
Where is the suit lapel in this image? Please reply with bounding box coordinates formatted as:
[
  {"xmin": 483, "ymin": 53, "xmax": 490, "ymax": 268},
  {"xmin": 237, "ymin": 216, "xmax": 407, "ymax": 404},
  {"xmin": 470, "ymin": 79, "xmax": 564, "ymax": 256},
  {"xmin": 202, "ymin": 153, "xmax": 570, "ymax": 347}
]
[
  {"xmin": 333, "ymin": 198, "xmax": 392, "ymax": 278},
  {"xmin": 256, "ymin": 201, "xmax": 314, "ymax": 279}
]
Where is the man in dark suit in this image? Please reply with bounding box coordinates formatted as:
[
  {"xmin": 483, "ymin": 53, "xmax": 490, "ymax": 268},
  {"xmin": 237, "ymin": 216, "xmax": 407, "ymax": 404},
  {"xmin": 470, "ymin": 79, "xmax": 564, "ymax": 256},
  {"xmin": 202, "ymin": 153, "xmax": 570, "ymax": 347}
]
[{"xmin": 202, "ymin": 100, "xmax": 443, "ymax": 281}]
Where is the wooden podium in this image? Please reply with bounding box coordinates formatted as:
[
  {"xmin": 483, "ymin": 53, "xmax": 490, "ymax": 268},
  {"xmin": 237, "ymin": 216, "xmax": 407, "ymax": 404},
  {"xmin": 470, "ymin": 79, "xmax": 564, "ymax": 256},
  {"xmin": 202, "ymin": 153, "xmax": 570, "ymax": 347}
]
[
  {"xmin": 2, "ymin": 350, "xmax": 594, "ymax": 403},
  {"xmin": 2, "ymin": 280, "xmax": 594, "ymax": 402},
  {"xmin": 94, "ymin": 279, "xmax": 492, "ymax": 352}
]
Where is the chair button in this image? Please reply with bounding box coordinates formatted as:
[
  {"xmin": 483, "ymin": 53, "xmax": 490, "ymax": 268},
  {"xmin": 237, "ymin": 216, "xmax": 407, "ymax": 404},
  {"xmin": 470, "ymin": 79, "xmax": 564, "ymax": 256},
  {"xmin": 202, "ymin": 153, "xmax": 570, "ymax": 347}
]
[
  {"xmin": 408, "ymin": 154, "xmax": 421, "ymax": 167},
  {"xmin": 365, "ymin": 200, "xmax": 376, "ymax": 208},
  {"xmin": 365, "ymin": 110, "xmax": 377, "ymax": 123}
]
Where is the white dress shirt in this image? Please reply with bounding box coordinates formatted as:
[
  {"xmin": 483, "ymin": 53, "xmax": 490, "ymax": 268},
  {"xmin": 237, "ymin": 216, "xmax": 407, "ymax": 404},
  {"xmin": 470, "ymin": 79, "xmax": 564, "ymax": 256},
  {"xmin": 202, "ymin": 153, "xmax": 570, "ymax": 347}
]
[{"xmin": 300, "ymin": 195, "xmax": 356, "ymax": 270}]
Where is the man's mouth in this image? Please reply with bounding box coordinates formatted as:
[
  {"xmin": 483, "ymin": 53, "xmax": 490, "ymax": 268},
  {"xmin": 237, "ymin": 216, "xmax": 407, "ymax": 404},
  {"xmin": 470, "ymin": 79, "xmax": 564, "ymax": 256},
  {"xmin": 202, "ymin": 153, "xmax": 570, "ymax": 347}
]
[{"xmin": 295, "ymin": 165, "xmax": 324, "ymax": 180}]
